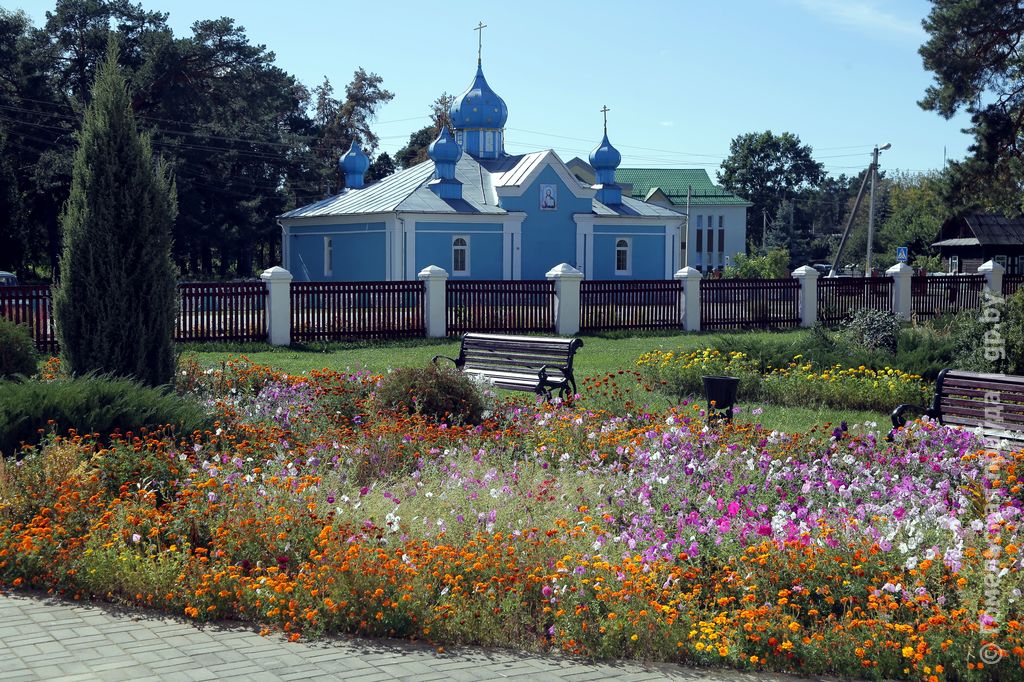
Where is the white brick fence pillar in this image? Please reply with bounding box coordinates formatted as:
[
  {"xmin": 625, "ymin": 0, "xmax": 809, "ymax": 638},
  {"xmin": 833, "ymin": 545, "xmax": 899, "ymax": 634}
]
[
  {"xmin": 546, "ymin": 263, "xmax": 584, "ymax": 336},
  {"xmin": 791, "ymin": 265, "xmax": 819, "ymax": 327},
  {"xmin": 886, "ymin": 262, "xmax": 913, "ymax": 320},
  {"xmin": 978, "ymin": 259, "xmax": 1005, "ymax": 297},
  {"xmin": 418, "ymin": 265, "xmax": 449, "ymax": 338},
  {"xmin": 674, "ymin": 267, "xmax": 702, "ymax": 332},
  {"xmin": 260, "ymin": 266, "xmax": 293, "ymax": 346}
]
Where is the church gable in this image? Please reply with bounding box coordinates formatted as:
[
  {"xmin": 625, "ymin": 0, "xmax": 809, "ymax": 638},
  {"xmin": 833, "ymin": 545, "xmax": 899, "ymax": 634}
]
[{"xmin": 488, "ymin": 151, "xmax": 594, "ymax": 203}]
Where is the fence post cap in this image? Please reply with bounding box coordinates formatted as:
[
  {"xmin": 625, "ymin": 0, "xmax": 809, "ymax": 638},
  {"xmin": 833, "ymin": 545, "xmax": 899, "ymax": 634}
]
[
  {"xmin": 260, "ymin": 266, "xmax": 293, "ymax": 282},
  {"xmin": 418, "ymin": 265, "xmax": 449, "ymax": 280},
  {"xmin": 978, "ymin": 259, "xmax": 1005, "ymax": 274},
  {"xmin": 885, "ymin": 262, "xmax": 913, "ymax": 277},
  {"xmin": 791, "ymin": 265, "xmax": 819, "ymax": 279},
  {"xmin": 673, "ymin": 267, "xmax": 702, "ymax": 280},
  {"xmin": 545, "ymin": 263, "xmax": 584, "ymax": 280}
]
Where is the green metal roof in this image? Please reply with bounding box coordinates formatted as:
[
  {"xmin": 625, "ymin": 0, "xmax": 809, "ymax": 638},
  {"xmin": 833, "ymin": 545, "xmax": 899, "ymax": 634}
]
[{"xmin": 615, "ymin": 168, "xmax": 751, "ymax": 207}]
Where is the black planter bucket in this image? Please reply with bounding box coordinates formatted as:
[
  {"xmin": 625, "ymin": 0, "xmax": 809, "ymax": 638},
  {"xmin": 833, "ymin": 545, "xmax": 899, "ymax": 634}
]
[{"xmin": 702, "ymin": 375, "xmax": 740, "ymax": 421}]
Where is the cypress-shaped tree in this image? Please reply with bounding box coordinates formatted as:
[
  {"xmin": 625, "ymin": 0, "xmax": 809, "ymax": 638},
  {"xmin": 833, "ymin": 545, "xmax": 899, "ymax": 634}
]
[{"xmin": 54, "ymin": 41, "xmax": 177, "ymax": 386}]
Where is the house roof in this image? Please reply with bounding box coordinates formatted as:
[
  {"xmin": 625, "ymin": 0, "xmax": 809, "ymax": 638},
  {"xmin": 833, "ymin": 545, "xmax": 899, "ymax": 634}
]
[
  {"xmin": 932, "ymin": 237, "xmax": 980, "ymax": 247},
  {"xmin": 281, "ymin": 151, "xmax": 677, "ymax": 221},
  {"xmin": 593, "ymin": 195, "xmax": 684, "ymax": 218},
  {"xmin": 964, "ymin": 213, "xmax": 1024, "ymax": 246},
  {"xmin": 614, "ymin": 168, "xmax": 752, "ymax": 207}
]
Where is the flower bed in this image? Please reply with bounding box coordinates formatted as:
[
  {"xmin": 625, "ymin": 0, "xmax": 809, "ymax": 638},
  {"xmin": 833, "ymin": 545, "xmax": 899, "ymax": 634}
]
[
  {"xmin": 636, "ymin": 348, "xmax": 930, "ymax": 411},
  {"xmin": 0, "ymin": 361, "xmax": 1020, "ymax": 679}
]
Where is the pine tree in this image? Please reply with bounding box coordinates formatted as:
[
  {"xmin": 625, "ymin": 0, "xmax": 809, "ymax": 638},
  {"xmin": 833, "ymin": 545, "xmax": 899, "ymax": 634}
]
[{"xmin": 53, "ymin": 40, "xmax": 177, "ymax": 386}]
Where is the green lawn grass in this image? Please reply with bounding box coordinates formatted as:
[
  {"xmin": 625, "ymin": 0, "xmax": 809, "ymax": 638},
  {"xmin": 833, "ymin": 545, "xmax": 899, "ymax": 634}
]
[
  {"xmin": 184, "ymin": 329, "xmax": 890, "ymax": 433},
  {"xmin": 185, "ymin": 329, "xmax": 810, "ymax": 378}
]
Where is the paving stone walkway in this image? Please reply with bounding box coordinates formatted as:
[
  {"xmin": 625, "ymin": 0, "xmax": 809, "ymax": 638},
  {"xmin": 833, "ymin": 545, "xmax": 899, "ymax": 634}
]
[{"xmin": 0, "ymin": 592, "xmax": 838, "ymax": 681}]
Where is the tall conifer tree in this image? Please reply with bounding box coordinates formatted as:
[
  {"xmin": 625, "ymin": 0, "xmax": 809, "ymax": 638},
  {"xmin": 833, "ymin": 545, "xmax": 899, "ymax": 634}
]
[{"xmin": 54, "ymin": 40, "xmax": 177, "ymax": 386}]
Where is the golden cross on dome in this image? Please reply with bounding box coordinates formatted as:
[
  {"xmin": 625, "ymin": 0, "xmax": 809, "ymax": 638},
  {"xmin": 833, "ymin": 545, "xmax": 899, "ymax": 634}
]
[
  {"xmin": 475, "ymin": 21, "xmax": 487, "ymax": 64},
  {"xmin": 600, "ymin": 105, "xmax": 610, "ymax": 134}
]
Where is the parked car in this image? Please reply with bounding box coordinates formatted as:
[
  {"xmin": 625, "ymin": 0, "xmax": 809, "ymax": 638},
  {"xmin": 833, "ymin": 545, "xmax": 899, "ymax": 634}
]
[{"xmin": 0, "ymin": 270, "xmax": 18, "ymax": 286}]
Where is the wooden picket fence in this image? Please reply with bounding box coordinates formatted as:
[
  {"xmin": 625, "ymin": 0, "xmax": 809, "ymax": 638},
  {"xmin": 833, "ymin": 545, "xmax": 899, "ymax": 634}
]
[
  {"xmin": 177, "ymin": 281, "xmax": 268, "ymax": 342},
  {"xmin": 817, "ymin": 277, "xmax": 893, "ymax": 325},
  {"xmin": 579, "ymin": 280, "xmax": 682, "ymax": 332},
  {"xmin": 291, "ymin": 281, "xmax": 425, "ymax": 342},
  {"xmin": 0, "ymin": 285, "xmax": 57, "ymax": 353},
  {"xmin": 446, "ymin": 280, "xmax": 555, "ymax": 335},
  {"xmin": 911, "ymin": 275, "xmax": 985, "ymax": 318},
  {"xmin": 1004, "ymin": 274, "xmax": 1024, "ymax": 298},
  {"xmin": 700, "ymin": 278, "xmax": 800, "ymax": 330},
  {"xmin": 5, "ymin": 271, "xmax": 1016, "ymax": 353}
]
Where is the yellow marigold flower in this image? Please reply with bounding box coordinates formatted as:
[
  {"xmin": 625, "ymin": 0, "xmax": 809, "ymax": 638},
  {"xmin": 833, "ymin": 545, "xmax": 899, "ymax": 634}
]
[{"xmin": 902, "ymin": 645, "xmax": 914, "ymax": 658}]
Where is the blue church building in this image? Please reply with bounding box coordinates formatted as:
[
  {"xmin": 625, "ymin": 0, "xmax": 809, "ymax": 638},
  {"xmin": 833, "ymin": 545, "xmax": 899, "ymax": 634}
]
[{"xmin": 279, "ymin": 49, "xmax": 686, "ymax": 282}]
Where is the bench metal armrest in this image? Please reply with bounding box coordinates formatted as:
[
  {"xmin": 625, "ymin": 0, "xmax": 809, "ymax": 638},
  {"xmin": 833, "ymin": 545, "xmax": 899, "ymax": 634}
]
[
  {"xmin": 537, "ymin": 364, "xmax": 568, "ymax": 382},
  {"xmin": 432, "ymin": 355, "xmax": 459, "ymax": 367},
  {"xmin": 538, "ymin": 364, "xmax": 578, "ymax": 397},
  {"xmin": 891, "ymin": 403, "xmax": 934, "ymax": 429}
]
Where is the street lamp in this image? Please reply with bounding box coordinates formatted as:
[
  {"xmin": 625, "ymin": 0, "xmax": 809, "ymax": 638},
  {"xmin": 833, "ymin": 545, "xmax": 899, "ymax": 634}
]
[{"xmin": 865, "ymin": 143, "xmax": 891, "ymax": 276}]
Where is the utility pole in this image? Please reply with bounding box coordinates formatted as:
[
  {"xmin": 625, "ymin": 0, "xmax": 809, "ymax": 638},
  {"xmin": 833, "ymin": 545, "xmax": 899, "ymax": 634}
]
[
  {"xmin": 865, "ymin": 143, "xmax": 891, "ymax": 277},
  {"xmin": 762, "ymin": 209, "xmax": 768, "ymax": 251},
  {"xmin": 830, "ymin": 168, "xmax": 870, "ymax": 278}
]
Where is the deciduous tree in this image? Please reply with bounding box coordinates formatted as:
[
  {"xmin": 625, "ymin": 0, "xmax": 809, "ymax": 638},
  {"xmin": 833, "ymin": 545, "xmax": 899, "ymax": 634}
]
[{"xmin": 718, "ymin": 131, "xmax": 825, "ymax": 250}]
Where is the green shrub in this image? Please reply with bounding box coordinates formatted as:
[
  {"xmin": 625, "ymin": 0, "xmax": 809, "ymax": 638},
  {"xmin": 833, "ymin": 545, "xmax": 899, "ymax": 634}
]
[
  {"xmin": 843, "ymin": 309, "xmax": 901, "ymax": 354},
  {"xmin": 0, "ymin": 375, "xmax": 213, "ymax": 457},
  {"xmin": 1004, "ymin": 289, "xmax": 1024, "ymax": 374},
  {"xmin": 892, "ymin": 327, "xmax": 956, "ymax": 380},
  {"xmin": 374, "ymin": 363, "xmax": 487, "ymax": 425},
  {"xmin": 0, "ymin": 317, "xmax": 38, "ymax": 378}
]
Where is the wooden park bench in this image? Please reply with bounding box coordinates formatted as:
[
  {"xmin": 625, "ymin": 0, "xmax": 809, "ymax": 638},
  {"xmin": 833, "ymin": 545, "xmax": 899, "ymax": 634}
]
[
  {"xmin": 433, "ymin": 333, "xmax": 583, "ymax": 400},
  {"xmin": 891, "ymin": 369, "xmax": 1024, "ymax": 451}
]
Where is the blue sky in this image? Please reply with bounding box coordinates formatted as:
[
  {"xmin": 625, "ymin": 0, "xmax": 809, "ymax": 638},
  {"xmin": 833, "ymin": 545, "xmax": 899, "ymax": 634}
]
[{"xmin": 13, "ymin": 0, "xmax": 972, "ymax": 179}]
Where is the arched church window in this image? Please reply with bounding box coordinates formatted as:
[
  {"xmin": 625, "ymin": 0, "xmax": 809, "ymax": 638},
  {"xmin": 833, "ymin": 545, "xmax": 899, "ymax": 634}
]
[
  {"xmin": 453, "ymin": 236, "xmax": 469, "ymax": 274},
  {"xmin": 615, "ymin": 238, "xmax": 630, "ymax": 275}
]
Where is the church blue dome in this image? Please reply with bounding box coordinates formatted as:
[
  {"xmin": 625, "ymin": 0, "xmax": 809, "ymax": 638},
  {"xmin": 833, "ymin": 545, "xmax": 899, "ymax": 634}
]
[
  {"xmin": 449, "ymin": 63, "xmax": 508, "ymax": 130},
  {"xmin": 428, "ymin": 125, "xmax": 462, "ymax": 165},
  {"xmin": 340, "ymin": 140, "xmax": 370, "ymax": 176},
  {"xmin": 589, "ymin": 133, "xmax": 621, "ymax": 171}
]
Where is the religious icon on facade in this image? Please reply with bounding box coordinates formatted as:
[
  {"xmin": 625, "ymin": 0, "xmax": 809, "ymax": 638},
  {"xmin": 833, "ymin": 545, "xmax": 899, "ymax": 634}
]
[{"xmin": 540, "ymin": 184, "xmax": 557, "ymax": 210}]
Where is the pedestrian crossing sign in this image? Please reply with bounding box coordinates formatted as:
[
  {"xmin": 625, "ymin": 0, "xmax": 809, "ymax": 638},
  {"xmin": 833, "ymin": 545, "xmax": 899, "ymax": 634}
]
[{"xmin": 896, "ymin": 246, "xmax": 909, "ymax": 263}]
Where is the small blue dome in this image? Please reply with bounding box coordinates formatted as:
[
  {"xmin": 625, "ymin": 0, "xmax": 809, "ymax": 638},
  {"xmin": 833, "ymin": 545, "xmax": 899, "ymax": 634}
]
[
  {"xmin": 428, "ymin": 125, "xmax": 462, "ymax": 164},
  {"xmin": 340, "ymin": 140, "xmax": 370, "ymax": 176},
  {"xmin": 589, "ymin": 133, "xmax": 621, "ymax": 171},
  {"xmin": 449, "ymin": 63, "xmax": 508, "ymax": 130}
]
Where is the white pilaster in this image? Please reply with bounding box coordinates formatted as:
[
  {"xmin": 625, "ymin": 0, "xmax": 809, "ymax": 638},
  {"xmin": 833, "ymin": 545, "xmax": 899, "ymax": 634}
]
[
  {"xmin": 674, "ymin": 267, "xmax": 702, "ymax": 332},
  {"xmin": 260, "ymin": 266, "xmax": 293, "ymax": 346},
  {"xmin": 886, "ymin": 262, "xmax": 914, "ymax": 320},
  {"xmin": 403, "ymin": 217, "xmax": 416, "ymax": 281},
  {"xmin": 791, "ymin": 265, "xmax": 819, "ymax": 328},
  {"xmin": 978, "ymin": 259, "xmax": 1005, "ymax": 297},
  {"xmin": 418, "ymin": 265, "xmax": 449, "ymax": 338},
  {"xmin": 546, "ymin": 263, "xmax": 584, "ymax": 336},
  {"xmin": 503, "ymin": 229, "xmax": 513, "ymax": 280}
]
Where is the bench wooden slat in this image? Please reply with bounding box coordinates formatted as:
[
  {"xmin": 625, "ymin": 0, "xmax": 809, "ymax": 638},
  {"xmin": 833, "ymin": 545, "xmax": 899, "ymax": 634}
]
[
  {"xmin": 938, "ymin": 397, "xmax": 1024, "ymax": 419},
  {"xmin": 465, "ymin": 354, "xmax": 572, "ymax": 363}
]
